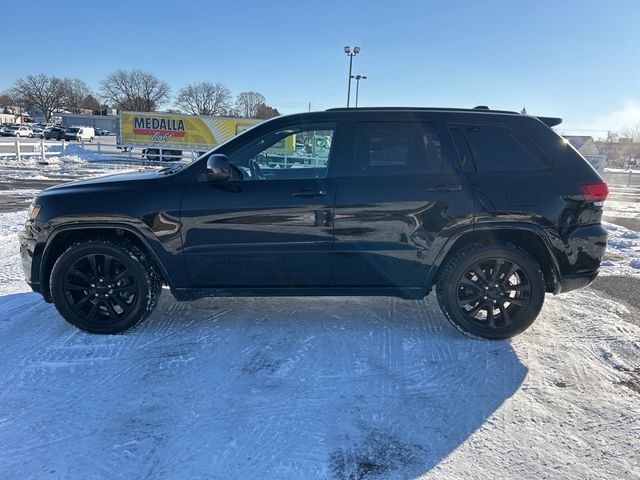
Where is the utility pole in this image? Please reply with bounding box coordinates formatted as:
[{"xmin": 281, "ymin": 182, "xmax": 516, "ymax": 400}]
[
  {"xmin": 344, "ymin": 46, "xmax": 361, "ymax": 107},
  {"xmin": 352, "ymin": 74, "xmax": 367, "ymax": 107}
]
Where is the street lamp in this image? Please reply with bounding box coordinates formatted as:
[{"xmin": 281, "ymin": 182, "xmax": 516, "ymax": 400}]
[
  {"xmin": 351, "ymin": 74, "xmax": 367, "ymax": 107},
  {"xmin": 344, "ymin": 46, "xmax": 361, "ymax": 107}
]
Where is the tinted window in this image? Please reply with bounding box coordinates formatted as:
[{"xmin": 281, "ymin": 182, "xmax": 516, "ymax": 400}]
[
  {"xmin": 457, "ymin": 124, "xmax": 548, "ymax": 172},
  {"xmin": 354, "ymin": 122, "xmax": 445, "ymax": 176}
]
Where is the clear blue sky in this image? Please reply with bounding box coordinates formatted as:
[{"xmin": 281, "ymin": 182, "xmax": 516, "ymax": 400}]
[{"xmin": 2, "ymin": 0, "xmax": 638, "ymax": 135}]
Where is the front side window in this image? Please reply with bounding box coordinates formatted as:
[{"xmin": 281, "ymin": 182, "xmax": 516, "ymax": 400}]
[
  {"xmin": 229, "ymin": 124, "xmax": 335, "ymax": 180},
  {"xmin": 354, "ymin": 122, "xmax": 444, "ymax": 176}
]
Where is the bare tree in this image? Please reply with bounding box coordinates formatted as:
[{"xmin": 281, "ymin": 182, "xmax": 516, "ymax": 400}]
[
  {"xmin": 100, "ymin": 70, "xmax": 170, "ymax": 112},
  {"xmin": 7, "ymin": 74, "xmax": 70, "ymax": 122},
  {"xmin": 235, "ymin": 91, "xmax": 266, "ymax": 118},
  {"xmin": 64, "ymin": 79, "xmax": 93, "ymax": 113},
  {"xmin": 605, "ymin": 130, "xmax": 619, "ymax": 143},
  {"xmin": 175, "ymin": 81, "xmax": 232, "ymax": 115},
  {"xmin": 81, "ymin": 94, "xmax": 101, "ymax": 113},
  {"xmin": 254, "ymin": 103, "xmax": 280, "ymax": 119},
  {"xmin": 620, "ymin": 124, "xmax": 640, "ymax": 143}
]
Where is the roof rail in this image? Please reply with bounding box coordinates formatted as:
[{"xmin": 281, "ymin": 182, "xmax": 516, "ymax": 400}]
[{"xmin": 325, "ymin": 106, "xmax": 519, "ymax": 114}]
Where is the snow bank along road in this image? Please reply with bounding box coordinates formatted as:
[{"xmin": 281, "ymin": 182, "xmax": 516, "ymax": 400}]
[{"xmin": 0, "ymin": 159, "xmax": 639, "ymax": 479}]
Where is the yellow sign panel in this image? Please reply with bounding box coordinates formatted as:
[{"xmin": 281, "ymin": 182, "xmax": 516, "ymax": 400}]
[{"xmin": 120, "ymin": 112, "xmax": 262, "ymax": 148}]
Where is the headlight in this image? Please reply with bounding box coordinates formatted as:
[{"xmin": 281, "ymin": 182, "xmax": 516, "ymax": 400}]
[{"xmin": 28, "ymin": 204, "xmax": 42, "ymax": 221}]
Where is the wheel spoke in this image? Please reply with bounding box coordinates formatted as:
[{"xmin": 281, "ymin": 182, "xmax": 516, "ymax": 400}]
[
  {"xmin": 111, "ymin": 293, "xmax": 132, "ymax": 313},
  {"xmin": 87, "ymin": 300, "xmax": 100, "ymax": 321},
  {"xmin": 507, "ymin": 297, "xmax": 528, "ymax": 307},
  {"xmin": 104, "ymin": 300, "xmax": 119, "ymax": 318},
  {"xmin": 87, "ymin": 255, "xmax": 97, "ymax": 276},
  {"xmin": 68, "ymin": 268, "xmax": 91, "ymax": 282},
  {"xmin": 112, "ymin": 269, "xmax": 131, "ymax": 282},
  {"xmin": 104, "ymin": 255, "xmax": 112, "ymax": 278},
  {"xmin": 502, "ymin": 262, "xmax": 518, "ymax": 283},
  {"xmin": 64, "ymin": 282, "xmax": 87, "ymax": 291},
  {"xmin": 460, "ymin": 276, "xmax": 482, "ymax": 290},
  {"xmin": 466, "ymin": 301, "xmax": 488, "ymax": 317},
  {"xmin": 73, "ymin": 296, "xmax": 90, "ymax": 309},
  {"xmin": 498, "ymin": 302, "xmax": 512, "ymax": 325},
  {"xmin": 486, "ymin": 306, "xmax": 495, "ymax": 328},
  {"xmin": 457, "ymin": 293, "xmax": 482, "ymax": 309},
  {"xmin": 470, "ymin": 263, "xmax": 489, "ymax": 285}
]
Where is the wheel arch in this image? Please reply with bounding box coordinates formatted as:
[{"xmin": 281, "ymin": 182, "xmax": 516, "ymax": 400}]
[
  {"xmin": 427, "ymin": 224, "xmax": 561, "ymax": 294},
  {"xmin": 40, "ymin": 224, "xmax": 170, "ymax": 302}
]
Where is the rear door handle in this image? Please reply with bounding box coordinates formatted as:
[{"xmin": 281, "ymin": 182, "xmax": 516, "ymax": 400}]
[
  {"xmin": 426, "ymin": 184, "xmax": 462, "ymax": 192},
  {"xmin": 291, "ymin": 189, "xmax": 326, "ymax": 198}
]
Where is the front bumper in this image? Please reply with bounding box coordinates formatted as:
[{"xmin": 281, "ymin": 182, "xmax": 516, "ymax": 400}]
[{"xmin": 19, "ymin": 223, "xmax": 43, "ymax": 295}]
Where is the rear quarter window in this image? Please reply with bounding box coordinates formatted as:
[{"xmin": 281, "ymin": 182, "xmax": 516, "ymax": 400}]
[{"xmin": 451, "ymin": 124, "xmax": 549, "ymax": 172}]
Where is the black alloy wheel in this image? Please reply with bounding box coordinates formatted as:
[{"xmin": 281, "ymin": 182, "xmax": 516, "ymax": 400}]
[
  {"xmin": 50, "ymin": 239, "xmax": 162, "ymax": 333},
  {"xmin": 436, "ymin": 243, "xmax": 545, "ymax": 339},
  {"xmin": 455, "ymin": 258, "xmax": 532, "ymax": 329},
  {"xmin": 62, "ymin": 253, "xmax": 138, "ymax": 325}
]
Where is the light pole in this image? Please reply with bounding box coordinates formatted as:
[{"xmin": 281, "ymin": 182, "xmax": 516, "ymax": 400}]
[
  {"xmin": 351, "ymin": 74, "xmax": 367, "ymax": 107},
  {"xmin": 344, "ymin": 46, "xmax": 361, "ymax": 107}
]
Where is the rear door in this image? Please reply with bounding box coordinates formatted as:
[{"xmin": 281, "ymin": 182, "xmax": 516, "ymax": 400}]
[{"xmin": 333, "ymin": 118, "xmax": 474, "ymax": 287}]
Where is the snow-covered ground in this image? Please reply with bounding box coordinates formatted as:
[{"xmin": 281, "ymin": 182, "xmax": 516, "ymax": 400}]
[{"xmin": 0, "ymin": 157, "xmax": 639, "ymax": 479}]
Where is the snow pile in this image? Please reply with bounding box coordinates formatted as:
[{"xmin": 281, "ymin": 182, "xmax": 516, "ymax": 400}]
[
  {"xmin": 601, "ymin": 221, "xmax": 640, "ymax": 276},
  {"xmin": 0, "ymin": 211, "xmax": 31, "ymax": 295}
]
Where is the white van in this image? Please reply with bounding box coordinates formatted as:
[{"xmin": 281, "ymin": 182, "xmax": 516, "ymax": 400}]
[{"xmin": 64, "ymin": 126, "xmax": 95, "ymax": 142}]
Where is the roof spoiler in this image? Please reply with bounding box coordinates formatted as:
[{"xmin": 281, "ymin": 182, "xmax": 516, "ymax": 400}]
[{"xmin": 537, "ymin": 116, "xmax": 562, "ymax": 127}]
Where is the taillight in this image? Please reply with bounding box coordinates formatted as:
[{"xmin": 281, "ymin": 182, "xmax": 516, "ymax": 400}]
[{"xmin": 579, "ymin": 183, "xmax": 608, "ymax": 202}]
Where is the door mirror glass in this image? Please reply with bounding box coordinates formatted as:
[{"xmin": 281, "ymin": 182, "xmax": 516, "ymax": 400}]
[{"xmin": 205, "ymin": 154, "xmax": 231, "ymax": 182}]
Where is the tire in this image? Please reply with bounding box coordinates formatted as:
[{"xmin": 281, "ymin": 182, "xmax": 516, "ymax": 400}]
[
  {"xmin": 50, "ymin": 238, "xmax": 162, "ymax": 334},
  {"xmin": 436, "ymin": 242, "xmax": 545, "ymax": 339}
]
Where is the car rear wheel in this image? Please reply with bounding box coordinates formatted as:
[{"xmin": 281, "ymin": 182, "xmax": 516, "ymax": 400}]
[
  {"xmin": 436, "ymin": 243, "xmax": 545, "ymax": 339},
  {"xmin": 50, "ymin": 238, "xmax": 162, "ymax": 333}
]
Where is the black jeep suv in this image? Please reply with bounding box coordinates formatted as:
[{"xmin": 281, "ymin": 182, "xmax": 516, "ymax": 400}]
[{"xmin": 19, "ymin": 107, "xmax": 608, "ymax": 338}]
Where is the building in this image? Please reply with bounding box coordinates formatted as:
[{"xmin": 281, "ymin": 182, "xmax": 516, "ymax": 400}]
[
  {"xmin": 563, "ymin": 135, "xmax": 607, "ymax": 172},
  {"xmin": 57, "ymin": 113, "xmax": 119, "ymax": 133},
  {"xmin": 595, "ymin": 140, "xmax": 640, "ymax": 168}
]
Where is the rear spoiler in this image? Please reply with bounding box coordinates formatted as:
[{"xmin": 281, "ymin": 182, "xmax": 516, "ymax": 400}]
[{"xmin": 536, "ymin": 116, "xmax": 562, "ymax": 127}]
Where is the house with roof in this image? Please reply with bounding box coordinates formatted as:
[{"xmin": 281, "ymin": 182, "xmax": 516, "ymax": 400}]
[{"xmin": 563, "ymin": 135, "xmax": 606, "ymax": 171}]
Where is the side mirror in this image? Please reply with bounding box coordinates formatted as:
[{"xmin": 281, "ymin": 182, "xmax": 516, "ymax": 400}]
[{"xmin": 205, "ymin": 154, "xmax": 230, "ymax": 182}]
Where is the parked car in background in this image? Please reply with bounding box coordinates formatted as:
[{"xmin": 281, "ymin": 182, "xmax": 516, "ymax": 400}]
[
  {"xmin": 43, "ymin": 127, "xmax": 67, "ymax": 141},
  {"xmin": 32, "ymin": 127, "xmax": 45, "ymax": 138},
  {"xmin": 2, "ymin": 125, "xmax": 33, "ymax": 137},
  {"xmin": 95, "ymin": 128, "xmax": 111, "ymax": 136},
  {"xmin": 64, "ymin": 127, "xmax": 95, "ymax": 142},
  {"xmin": 0, "ymin": 124, "xmax": 16, "ymax": 135}
]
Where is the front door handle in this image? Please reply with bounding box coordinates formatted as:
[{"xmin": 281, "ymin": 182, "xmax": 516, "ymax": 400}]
[
  {"xmin": 426, "ymin": 184, "xmax": 462, "ymax": 192},
  {"xmin": 291, "ymin": 189, "xmax": 326, "ymax": 198}
]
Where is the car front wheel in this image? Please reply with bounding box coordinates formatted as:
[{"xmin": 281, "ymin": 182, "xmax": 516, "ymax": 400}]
[
  {"xmin": 50, "ymin": 238, "xmax": 162, "ymax": 333},
  {"xmin": 436, "ymin": 243, "xmax": 545, "ymax": 339}
]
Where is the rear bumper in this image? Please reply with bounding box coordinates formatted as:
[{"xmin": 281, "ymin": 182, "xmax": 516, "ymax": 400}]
[
  {"xmin": 554, "ymin": 223, "xmax": 608, "ymax": 293},
  {"xmin": 558, "ymin": 270, "xmax": 599, "ymax": 293}
]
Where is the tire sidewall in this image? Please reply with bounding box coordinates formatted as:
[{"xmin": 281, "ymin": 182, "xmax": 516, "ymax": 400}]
[
  {"xmin": 438, "ymin": 244, "xmax": 545, "ymax": 339},
  {"xmin": 50, "ymin": 241, "xmax": 153, "ymax": 333}
]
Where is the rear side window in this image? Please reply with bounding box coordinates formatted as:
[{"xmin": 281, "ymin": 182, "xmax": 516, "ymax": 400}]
[
  {"xmin": 354, "ymin": 122, "xmax": 446, "ymax": 176},
  {"xmin": 453, "ymin": 124, "xmax": 548, "ymax": 172}
]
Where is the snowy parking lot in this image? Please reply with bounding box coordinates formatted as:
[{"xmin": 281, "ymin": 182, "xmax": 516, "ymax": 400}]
[{"xmin": 0, "ymin": 154, "xmax": 639, "ymax": 479}]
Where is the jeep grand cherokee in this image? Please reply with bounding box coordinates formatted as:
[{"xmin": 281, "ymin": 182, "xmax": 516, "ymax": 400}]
[{"xmin": 19, "ymin": 107, "xmax": 608, "ymax": 338}]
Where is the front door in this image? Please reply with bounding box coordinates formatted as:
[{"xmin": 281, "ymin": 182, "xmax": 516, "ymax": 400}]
[{"xmin": 180, "ymin": 122, "xmax": 340, "ymax": 288}]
